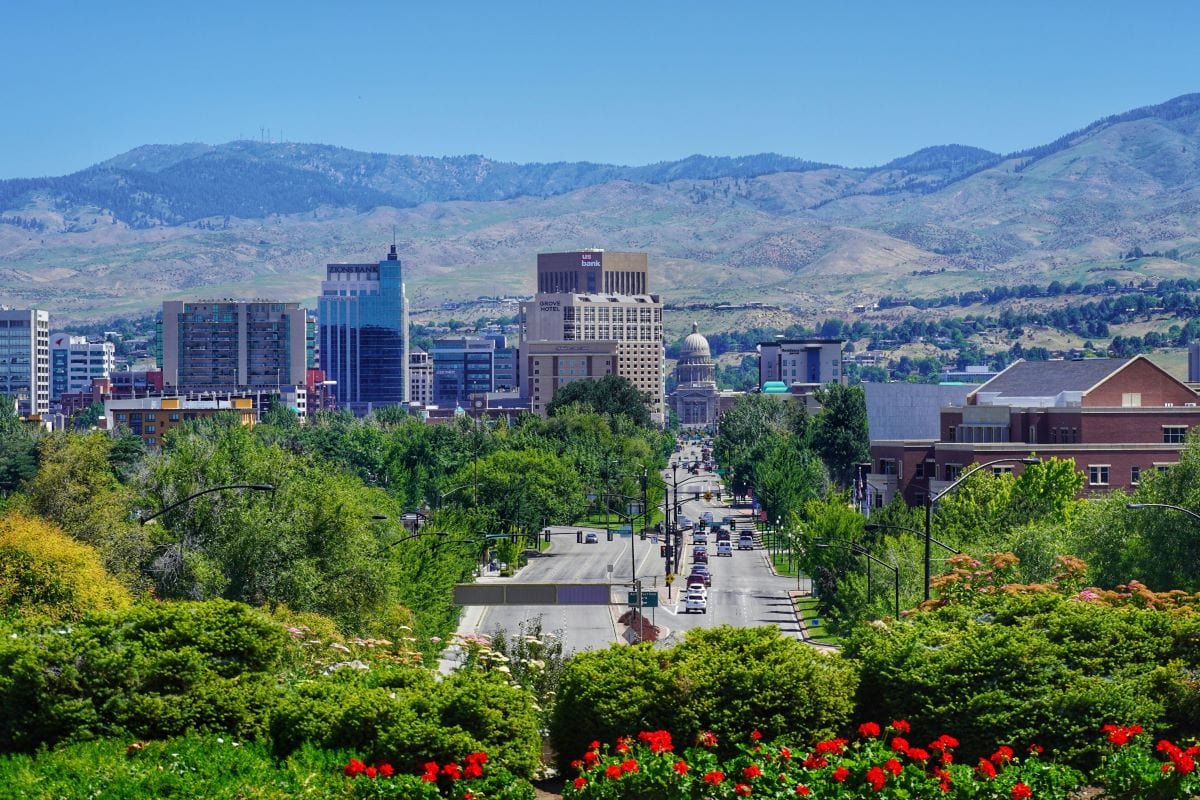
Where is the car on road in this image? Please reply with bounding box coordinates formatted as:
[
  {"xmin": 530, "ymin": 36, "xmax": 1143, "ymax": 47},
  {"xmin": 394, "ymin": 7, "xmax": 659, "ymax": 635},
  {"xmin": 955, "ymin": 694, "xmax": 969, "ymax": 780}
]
[
  {"xmin": 689, "ymin": 563, "xmax": 712, "ymax": 586},
  {"xmin": 701, "ymin": 511, "xmax": 714, "ymax": 523},
  {"xmin": 716, "ymin": 541, "xmax": 733, "ymax": 557},
  {"xmin": 738, "ymin": 532, "xmax": 754, "ymax": 550},
  {"xmin": 692, "ymin": 532, "xmax": 707, "ymax": 545},
  {"xmin": 684, "ymin": 590, "xmax": 707, "ymax": 614},
  {"xmin": 715, "ymin": 528, "xmax": 731, "ymax": 542},
  {"xmin": 584, "ymin": 532, "xmax": 599, "ymax": 544},
  {"xmin": 693, "ymin": 551, "xmax": 708, "ymax": 564}
]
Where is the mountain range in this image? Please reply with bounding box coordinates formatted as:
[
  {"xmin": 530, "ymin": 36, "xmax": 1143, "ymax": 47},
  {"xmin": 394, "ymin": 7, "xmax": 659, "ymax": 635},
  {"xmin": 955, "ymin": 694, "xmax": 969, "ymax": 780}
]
[{"xmin": 2, "ymin": 93, "xmax": 1200, "ymax": 328}]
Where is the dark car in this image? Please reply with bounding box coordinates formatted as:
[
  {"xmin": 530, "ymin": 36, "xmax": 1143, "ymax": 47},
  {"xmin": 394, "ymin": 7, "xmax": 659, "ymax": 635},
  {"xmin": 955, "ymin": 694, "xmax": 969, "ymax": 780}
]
[
  {"xmin": 584, "ymin": 532, "xmax": 599, "ymax": 544},
  {"xmin": 689, "ymin": 564, "xmax": 712, "ymax": 586}
]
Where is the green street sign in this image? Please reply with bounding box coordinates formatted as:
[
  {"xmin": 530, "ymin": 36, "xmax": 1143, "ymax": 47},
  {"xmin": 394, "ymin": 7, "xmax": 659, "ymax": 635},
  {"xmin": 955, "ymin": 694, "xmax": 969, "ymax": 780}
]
[{"xmin": 627, "ymin": 591, "xmax": 659, "ymax": 608}]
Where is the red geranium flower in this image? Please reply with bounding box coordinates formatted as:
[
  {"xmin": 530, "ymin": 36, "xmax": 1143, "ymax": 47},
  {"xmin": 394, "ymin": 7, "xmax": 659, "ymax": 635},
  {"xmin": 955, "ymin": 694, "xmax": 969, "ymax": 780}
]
[
  {"xmin": 929, "ymin": 734, "xmax": 959, "ymax": 752},
  {"xmin": 1012, "ymin": 783, "xmax": 1033, "ymax": 800},
  {"xmin": 866, "ymin": 765, "xmax": 887, "ymax": 791},
  {"xmin": 574, "ymin": 777, "xmax": 587, "ymax": 790},
  {"xmin": 674, "ymin": 760, "xmax": 689, "ymax": 775},
  {"xmin": 859, "ymin": 721, "xmax": 882, "ymax": 738},
  {"xmin": 464, "ymin": 762, "xmax": 483, "ymax": 779},
  {"xmin": 884, "ymin": 758, "xmax": 902, "ymax": 776},
  {"xmin": 589, "ymin": 740, "xmax": 600, "ymax": 750},
  {"xmin": 1027, "ymin": 743, "xmax": 1044, "ymax": 755},
  {"xmin": 832, "ymin": 766, "xmax": 850, "ymax": 783},
  {"xmin": 796, "ymin": 786, "xmax": 811, "ymax": 796},
  {"xmin": 802, "ymin": 755, "xmax": 827, "ymax": 769},
  {"xmin": 780, "ymin": 746, "xmax": 792, "ymax": 760},
  {"xmin": 584, "ymin": 750, "xmax": 599, "ymax": 765},
  {"xmin": 891, "ymin": 719, "xmax": 911, "ymax": 733},
  {"xmin": 743, "ymin": 764, "xmax": 762, "ymax": 779},
  {"xmin": 816, "ymin": 738, "xmax": 849, "ymax": 755},
  {"xmin": 976, "ymin": 758, "xmax": 997, "ymax": 780},
  {"xmin": 343, "ymin": 758, "xmax": 366, "ymax": 777},
  {"xmin": 378, "ymin": 763, "xmax": 394, "ymax": 777},
  {"xmin": 991, "ymin": 745, "xmax": 1014, "ymax": 766},
  {"xmin": 698, "ymin": 731, "xmax": 719, "ymax": 748},
  {"xmin": 907, "ymin": 747, "xmax": 931, "ymax": 762},
  {"xmin": 704, "ymin": 770, "xmax": 725, "ymax": 785},
  {"xmin": 621, "ymin": 759, "xmax": 639, "ymax": 773},
  {"xmin": 364, "ymin": 766, "xmax": 377, "ymax": 779},
  {"xmin": 751, "ymin": 729, "xmax": 763, "ymax": 741},
  {"xmin": 891, "ymin": 736, "xmax": 910, "ymax": 755},
  {"xmin": 639, "ymin": 730, "xmax": 674, "ymax": 754},
  {"xmin": 605, "ymin": 764, "xmax": 623, "ymax": 779},
  {"xmin": 735, "ymin": 783, "xmax": 752, "ymax": 796}
]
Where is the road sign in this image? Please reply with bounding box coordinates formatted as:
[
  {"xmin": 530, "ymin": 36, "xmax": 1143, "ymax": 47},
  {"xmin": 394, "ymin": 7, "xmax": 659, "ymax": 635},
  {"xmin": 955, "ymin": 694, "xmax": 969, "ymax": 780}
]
[
  {"xmin": 627, "ymin": 590, "xmax": 659, "ymax": 608},
  {"xmin": 665, "ymin": 573, "xmax": 674, "ymax": 585}
]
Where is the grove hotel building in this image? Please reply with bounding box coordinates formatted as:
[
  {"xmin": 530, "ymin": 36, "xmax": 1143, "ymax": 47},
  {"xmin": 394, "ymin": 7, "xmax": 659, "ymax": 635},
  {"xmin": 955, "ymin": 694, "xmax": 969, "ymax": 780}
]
[{"xmin": 521, "ymin": 249, "xmax": 663, "ymax": 421}]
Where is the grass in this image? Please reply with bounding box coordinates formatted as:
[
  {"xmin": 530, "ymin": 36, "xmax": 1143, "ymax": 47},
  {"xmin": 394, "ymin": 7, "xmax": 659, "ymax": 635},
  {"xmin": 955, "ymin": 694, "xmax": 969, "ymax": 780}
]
[{"xmin": 793, "ymin": 595, "xmax": 838, "ymax": 647}]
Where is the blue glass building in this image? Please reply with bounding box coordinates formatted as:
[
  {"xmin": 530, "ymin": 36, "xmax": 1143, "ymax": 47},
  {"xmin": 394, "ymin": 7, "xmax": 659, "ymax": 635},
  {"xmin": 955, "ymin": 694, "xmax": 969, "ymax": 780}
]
[{"xmin": 318, "ymin": 245, "xmax": 408, "ymax": 412}]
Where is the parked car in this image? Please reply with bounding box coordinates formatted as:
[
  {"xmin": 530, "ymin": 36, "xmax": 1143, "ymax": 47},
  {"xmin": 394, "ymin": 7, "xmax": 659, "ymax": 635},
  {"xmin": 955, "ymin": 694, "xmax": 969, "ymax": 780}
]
[
  {"xmin": 584, "ymin": 532, "xmax": 599, "ymax": 544},
  {"xmin": 738, "ymin": 532, "xmax": 754, "ymax": 550},
  {"xmin": 684, "ymin": 590, "xmax": 708, "ymax": 614},
  {"xmin": 716, "ymin": 541, "xmax": 733, "ymax": 557}
]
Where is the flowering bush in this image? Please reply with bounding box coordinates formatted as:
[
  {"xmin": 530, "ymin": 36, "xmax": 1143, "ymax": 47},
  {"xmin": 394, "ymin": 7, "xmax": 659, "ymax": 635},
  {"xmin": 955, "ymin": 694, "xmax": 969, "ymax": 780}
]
[
  {"xmin": 1091, "ymin": 724, "xmax": 1200, "ymax": 800},
  {"xmin": 563, "ymin": 723, "xmax": 1084, "ymax": 799},
  {"xmin": 342, "ymin": 750, "xmax": 534, "ymax": 799}
]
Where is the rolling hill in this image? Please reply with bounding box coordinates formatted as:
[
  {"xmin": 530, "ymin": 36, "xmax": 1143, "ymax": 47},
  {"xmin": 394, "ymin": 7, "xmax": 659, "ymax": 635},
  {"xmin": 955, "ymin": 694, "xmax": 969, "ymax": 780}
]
[{"xmin": 2, "ymin": 94, "xmax": 1199, "ymax": 327}]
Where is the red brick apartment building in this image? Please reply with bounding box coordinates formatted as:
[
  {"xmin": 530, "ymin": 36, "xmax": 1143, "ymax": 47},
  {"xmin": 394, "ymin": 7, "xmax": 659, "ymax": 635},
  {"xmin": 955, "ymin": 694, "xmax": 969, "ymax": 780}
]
[{"xmin": 868, "ymin": 356, "xmax": 1200, "ymax": 506}]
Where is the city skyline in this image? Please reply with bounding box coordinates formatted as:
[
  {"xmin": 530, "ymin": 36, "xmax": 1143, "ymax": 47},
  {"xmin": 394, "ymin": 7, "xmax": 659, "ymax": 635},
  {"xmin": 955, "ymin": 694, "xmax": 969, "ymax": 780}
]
[{"xmin": 3, "ymin": 1, "xmax": 1199, "ymax": 178}]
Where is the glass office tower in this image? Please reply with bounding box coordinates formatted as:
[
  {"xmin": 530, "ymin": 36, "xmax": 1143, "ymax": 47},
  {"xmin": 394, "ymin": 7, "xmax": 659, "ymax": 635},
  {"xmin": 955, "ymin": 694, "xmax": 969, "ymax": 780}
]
[{"xmin": 318, "ymin": 245, "xmax": 409, "ymax": 413}]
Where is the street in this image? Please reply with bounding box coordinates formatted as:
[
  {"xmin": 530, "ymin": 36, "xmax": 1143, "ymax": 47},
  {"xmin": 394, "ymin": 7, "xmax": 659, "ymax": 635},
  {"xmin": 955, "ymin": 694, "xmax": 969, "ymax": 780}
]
[{"xmin": 455, "ymin": 438, "xmax": 805, "ymax": 654}]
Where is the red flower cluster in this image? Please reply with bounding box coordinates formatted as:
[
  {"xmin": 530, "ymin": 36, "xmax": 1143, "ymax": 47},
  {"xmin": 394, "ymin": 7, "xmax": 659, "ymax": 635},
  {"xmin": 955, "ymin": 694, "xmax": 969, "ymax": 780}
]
[
  {"xmin": 343, "ymin": 758, "xmax": 394, "ymax": 779},
  {"xmin": 1157, "ymin": 738, "xmax": 1200, "ymax": 775},
  {"xmin": 1102, "ymin": 723, "xmax": 1144, "ymax": 747},
  {"xmin": 1012, "ymin": 782, "xmax": 1033, "ymax": 800},
  {"xmin": 637, "ymin": 730, "xmax": 674, "ymax": 754}
]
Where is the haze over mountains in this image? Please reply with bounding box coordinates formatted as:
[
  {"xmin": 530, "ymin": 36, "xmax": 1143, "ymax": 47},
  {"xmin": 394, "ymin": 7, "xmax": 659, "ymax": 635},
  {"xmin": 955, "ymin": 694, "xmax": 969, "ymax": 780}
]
[{"xmin": 2, "ymin": 94, "xmax": 1200, "ymax": 326}]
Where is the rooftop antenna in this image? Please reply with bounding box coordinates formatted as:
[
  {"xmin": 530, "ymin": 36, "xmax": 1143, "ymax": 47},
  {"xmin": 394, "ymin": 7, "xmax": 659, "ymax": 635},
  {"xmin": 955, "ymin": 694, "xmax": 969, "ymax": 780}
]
[{"xmin": 392, "ymin": 225, "xmax": 396, "ymax": 247}]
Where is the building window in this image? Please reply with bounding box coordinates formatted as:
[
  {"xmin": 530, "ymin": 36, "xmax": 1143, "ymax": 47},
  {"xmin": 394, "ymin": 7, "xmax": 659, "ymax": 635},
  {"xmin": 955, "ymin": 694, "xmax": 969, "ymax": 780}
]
[
  {"xmin": 945, "ymin": 463, "xmax": 962, "ymax": 481},
  {"xmin": 1163, "ymin": 426, "xmax": 1188, "ymax": 444},
  {"xmin": 1088, "ymin": 465, "xmax": 1110, "ymax": 486},
  {"xmin": 992, "ymin": 465, "xmax": 1013, "ymax": 476},
  {"xmin": 914, "ymin": 461, "xmax": 925, "ymax": 479},
  {"xmin": 878, "ymin": 459, "xmax": 898, "ymax": 475},
  {"xmin": 1131, "ymin": 466, "xmax": 1141, "ymax": 485},
  {"xmin": 1122, "ymin": 392, "xmax": 1142, "ymax": 407}
]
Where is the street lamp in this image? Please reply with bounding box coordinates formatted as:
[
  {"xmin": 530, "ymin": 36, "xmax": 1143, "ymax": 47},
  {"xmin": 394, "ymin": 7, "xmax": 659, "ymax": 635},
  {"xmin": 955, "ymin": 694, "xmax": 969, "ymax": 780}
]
[
  {"xmin": 924, "ymin": 456, "xmax": 1040, "ymax": 600},
  {"xmin": 1126, "ymin": 502, "xmax": 1200, "ymax": 524},
  {"xmin": 817, "ymin": 539, "xmax": 900, "ymax": 620},
  {"xmin": 138, "ymin": 483, "xmax": 275, "ymax": 526},
  {"xmin": 864, "ymin": 522, "xmax": 961, "ymax": 555}
]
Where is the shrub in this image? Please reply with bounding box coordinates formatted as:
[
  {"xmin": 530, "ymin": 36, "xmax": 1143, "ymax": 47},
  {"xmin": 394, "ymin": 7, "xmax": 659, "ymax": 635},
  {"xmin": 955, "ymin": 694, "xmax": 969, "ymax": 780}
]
[
  {"xmin": 271, "ymin": 666, "xmax": 543, "ymax": 780},
  {"xmin": 0, "ymin": 511, "xmax": 131, "ymax": 620},
  {"xmin": 550, "ymin": 626, "xmax": 858, "ymax": 771},
  {"xmin": 845, "ymin": 572, "xmax": 1200, "ymax": 767},
  {"xmin": 0, "ymin": 599, "xmax": 288, "ymax": 750}
]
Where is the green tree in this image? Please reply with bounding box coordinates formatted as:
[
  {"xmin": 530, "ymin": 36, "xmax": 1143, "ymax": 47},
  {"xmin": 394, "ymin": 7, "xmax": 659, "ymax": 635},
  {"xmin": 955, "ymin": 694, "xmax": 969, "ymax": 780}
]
[
  {"xmin": 810, "ymin": 383, "xmax": 869, "ymax": 489},
  {"xmin": 752, "ymin": 435, "xmax": 826, "ymax": 524},
  {"xmin": 545, "ymin": 375, "xmax": 651, "ymax": 428},
  {"xmin": 465, "ymin": 449, "xmax": 586, "ymax": 533}
]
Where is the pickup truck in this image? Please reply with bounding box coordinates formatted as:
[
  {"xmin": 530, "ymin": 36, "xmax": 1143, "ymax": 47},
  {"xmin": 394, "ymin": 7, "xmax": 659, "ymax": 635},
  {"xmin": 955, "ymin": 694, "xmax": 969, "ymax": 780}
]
[{"xmin": 738, "ymin": 532, "xmax": 754, "ymax": 550}]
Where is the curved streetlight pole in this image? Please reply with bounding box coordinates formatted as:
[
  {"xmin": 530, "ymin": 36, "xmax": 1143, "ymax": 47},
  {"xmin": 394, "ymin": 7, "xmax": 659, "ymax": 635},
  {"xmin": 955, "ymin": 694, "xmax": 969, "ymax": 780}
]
[
  {"xmin": 138, "ymin": 483, "xmax": 275, "ymax": 526},
  {"xmin": 817, "ymin": 539, "xmax": 900, "ymax": 620},
  {"xmin": 1126, "ymin": 502, "xmax": 1200, "ymax": 524},
  {"xmin": 864, "ymin": 522, "xmax": 961, "ymax": 555},
  {"xmin": 924, "ymin": 456, "xmax": 1040, "ymax": 600}
]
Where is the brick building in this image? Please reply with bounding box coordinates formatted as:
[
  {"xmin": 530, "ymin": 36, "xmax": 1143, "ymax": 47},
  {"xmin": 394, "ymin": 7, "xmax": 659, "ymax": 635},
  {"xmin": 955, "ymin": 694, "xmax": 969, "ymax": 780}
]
[{"xmin": 868, "ymin": 356, "xmax": 1200, "ymax": 506}]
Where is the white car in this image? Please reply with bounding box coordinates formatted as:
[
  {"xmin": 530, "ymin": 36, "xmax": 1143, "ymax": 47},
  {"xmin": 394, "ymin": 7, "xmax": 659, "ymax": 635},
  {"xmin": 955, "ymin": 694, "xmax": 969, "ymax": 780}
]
[
  {"xmin": 716, "ymin": 541, "xmax": 733, "ymax": 557},
  {"xmin": 738, "ymin": 533, "xmax": 754, "ymax": 550},
  {"xmin": 684, "ymin": 590, "xmax": 707, "ymax": 614}
]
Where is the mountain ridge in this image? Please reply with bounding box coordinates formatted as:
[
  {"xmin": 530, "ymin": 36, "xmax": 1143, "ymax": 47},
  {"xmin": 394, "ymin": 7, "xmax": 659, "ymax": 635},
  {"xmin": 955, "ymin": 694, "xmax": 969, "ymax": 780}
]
[{"xmin": 2, "ymin": 93, "xmax": 1200, "ymax": 326}]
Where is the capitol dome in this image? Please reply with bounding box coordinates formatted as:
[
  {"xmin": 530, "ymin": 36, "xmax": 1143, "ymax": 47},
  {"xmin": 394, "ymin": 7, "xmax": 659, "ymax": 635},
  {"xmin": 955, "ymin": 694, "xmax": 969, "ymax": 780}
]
[{"xmin": 680, "ymin": 322, "xmax": 711, "ymax": 358}]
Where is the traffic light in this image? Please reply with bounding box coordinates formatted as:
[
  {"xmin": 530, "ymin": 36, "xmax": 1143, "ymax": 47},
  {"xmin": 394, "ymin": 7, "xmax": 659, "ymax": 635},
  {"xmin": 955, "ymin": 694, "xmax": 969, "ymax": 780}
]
[
  {"xmin": 577, "ymin": 530, "xmax": 583, "ymax": 544},
  {"xmin": 660, "ymin": 544, "xmax": 667, "ymax": 557},
  {"xmin": 694, "ymin": 491, "xmax": 700, "ymax": 500},
  {"xmin": 639, "ymin": 528, "xmax": 646, "ymax": 540},
  {"xmin": 607, "ymin": 529, "xmax": 613, "ymax": 542}
]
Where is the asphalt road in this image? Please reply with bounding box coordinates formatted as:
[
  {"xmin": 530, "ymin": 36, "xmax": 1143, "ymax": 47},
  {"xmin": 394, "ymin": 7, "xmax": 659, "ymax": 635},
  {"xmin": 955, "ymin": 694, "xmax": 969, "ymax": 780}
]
[{"xmin": 456, "ymin": 440, "xmax": 804, "ymax": 655}]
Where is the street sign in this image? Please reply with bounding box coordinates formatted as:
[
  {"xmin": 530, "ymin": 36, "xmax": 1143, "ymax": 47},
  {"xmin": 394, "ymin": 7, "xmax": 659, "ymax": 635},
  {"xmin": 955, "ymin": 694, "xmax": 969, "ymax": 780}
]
[
  {"xmin": 627, "ymin": 590, "xmax": 659, "ymax": 608},
  {"xmin": 665, "ymin": 573, "xmax": 674, "ymax": 585}
]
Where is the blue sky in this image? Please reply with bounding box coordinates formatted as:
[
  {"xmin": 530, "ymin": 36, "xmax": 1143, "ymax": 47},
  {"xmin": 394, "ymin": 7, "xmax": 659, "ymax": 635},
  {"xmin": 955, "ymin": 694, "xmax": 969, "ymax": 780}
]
[{"xmin": 3, "ymin": 1, "xmax": 1198, "ymax": 178}]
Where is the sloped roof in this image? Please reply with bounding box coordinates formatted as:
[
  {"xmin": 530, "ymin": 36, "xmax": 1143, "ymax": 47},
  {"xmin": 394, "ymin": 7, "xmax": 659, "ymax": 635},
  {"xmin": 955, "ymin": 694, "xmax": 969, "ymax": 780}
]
[
  {"xmin": 968, "ymin": 359, "xmax": 1127, "ymax": 401},
  {"xmin": 865, "ymin": 383, "xmax": 972, "ymax": 441}
]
